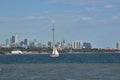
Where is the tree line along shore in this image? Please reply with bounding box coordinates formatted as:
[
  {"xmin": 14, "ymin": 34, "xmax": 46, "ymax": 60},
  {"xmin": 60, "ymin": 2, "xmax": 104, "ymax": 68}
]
[{"xmin": 0, "ymin": 47, "xmax": 119, "ymax": 55}]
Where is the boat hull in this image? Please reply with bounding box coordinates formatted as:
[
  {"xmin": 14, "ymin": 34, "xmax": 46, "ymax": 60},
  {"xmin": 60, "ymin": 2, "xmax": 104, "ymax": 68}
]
[{"xmin": 50, "ymin": 54, "xmax": 59, "ymax": 57}]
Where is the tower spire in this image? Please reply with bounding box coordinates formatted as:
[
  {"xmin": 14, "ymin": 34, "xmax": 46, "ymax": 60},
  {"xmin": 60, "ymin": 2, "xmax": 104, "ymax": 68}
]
[{"xmin": 52, "ymin": 22, "xmax": 55, "ymax": 47}]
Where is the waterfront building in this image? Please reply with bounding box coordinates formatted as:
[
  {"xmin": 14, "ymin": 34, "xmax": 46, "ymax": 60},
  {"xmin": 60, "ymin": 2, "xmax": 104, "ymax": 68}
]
[
  {"xmin": 71, "ymin": 40, "xmax": 82, "ymax": 49},
  {"xmin": 56, "ymin": 42, "xmax": 60, "ymax": 48},
  {"xmin": 24, "ymin": 39, "xmax": 28, "ymax": 46},
  {"xmin": 48, "ymin": 41, "xmax": 52, "ymax": 48},
  {"xmin": 10, "ymin": 35, "xmax": 18, "ymax": 44},
  {"xmin": 10, "ymin": 35, "xmax": 18, "ymax": 47},
  {"xmin": 66, "ymin": 43, "xmax": 72, "ymax": 49},
  {"xmin": 20, "ymin": 41, "xmax": 24, "ymax": 47},
  {"xmin": 56, "ymin": 40, "xmax": 67, "ymax": 50},
  {"xmin": 83, "ymin": 42, "xmax": 92, "ymax": 49},
  {"xmin": 61, "ymin": 40, "xmax": 65, "ymax": 44},
  {"xmin": 116, "ymin": 42, "xmax": 120, "ymax": 50},
  {"xmin": 10, "ymin": 36, "xmax": 15, "ymax": 44},
  {"xmin": 33, "ymin": 39, "xmax": 39, "ymax": 48},
  {"xmin": 29, "ymin": 40, "xmax": 34, "ymax": 48},
  {"xmin": 61, "ymin": 40, "xmax": 66, "ymax": 49},
  {"xmin": 15, "ymin": 35, "xmax": 18, "ymax": 44},
  {"xmin": 18, "ymin": 38, "xmax": 28, "ymax": 48},
  {"xmin": 29, "ymin": 39, "xmax": 39, "ymax": 48}
]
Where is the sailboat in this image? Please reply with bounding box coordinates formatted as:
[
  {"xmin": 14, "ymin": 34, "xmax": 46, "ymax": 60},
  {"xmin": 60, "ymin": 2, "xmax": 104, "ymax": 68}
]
[
  {"xmin": 50, "ymin": 45, "xmax": 59, "ymax": 57},
  {"xmin": 50, "ymin": 22, "xmax": 59, "ymax": 57}
]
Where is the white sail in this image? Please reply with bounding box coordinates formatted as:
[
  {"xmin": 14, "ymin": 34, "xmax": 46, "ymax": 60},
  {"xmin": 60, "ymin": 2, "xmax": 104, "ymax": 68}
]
[{"xmin": 50, "ymin": 46, "xmax": 59, "ymax": 57}]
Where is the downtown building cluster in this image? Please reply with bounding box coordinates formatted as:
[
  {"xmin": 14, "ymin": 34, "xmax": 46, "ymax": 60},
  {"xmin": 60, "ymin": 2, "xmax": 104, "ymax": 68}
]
[{"xmin": 1, "ymin": 35, "xmax": 92, "ymax": 50}]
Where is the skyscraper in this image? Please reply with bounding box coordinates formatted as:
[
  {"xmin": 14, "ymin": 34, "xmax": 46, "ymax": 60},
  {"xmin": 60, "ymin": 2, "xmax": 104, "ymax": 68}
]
[
  {"xmin": 83, "ymin": 42, "xmax": 92, "ymax": 49},
  {"xmin": 116, "ymin": 42, "xmax": 120, "ymax": 50},
  {"xmin": 11, "ymin": 35, "xmax": 18, "ymax": 44},
  {"xmin": 33, "ymin": 39, "xmax": 39, "ymax": 48},
  {"xmin": 48, "ymin": 41, "xmax": 52, "ymax": 48},
  {"xmin": 15, "ymin": 35, "xmax": 18, "ymax": 44},
  {"xmin": 24, "ymin": 38, "xmax": 28, "ymax": 46},
  {"xmin": 11, "ymin": 36, "xmax": 15, "ymax": 44},
  {"xmin": 71, "ymin": 40, "xmax": 82, "ymax": 49}
]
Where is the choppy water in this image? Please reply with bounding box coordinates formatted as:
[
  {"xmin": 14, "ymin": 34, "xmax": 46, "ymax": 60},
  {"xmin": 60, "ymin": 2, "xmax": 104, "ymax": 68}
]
[
  {"xmin": 0, "ymin": 53, "xmax": 120, "ymax": 80},
  {"xmin": 0, "ymin": 64, "xmax": 120, "ymax": 80}
]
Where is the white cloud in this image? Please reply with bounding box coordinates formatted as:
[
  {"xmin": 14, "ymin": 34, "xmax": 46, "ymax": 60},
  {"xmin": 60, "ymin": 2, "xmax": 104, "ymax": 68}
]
[
  {"xmin": 80, "ymin": 17, "xmax": 92, "ymax": 21},
  {"xmin": 104, "ymin": 5, "xmax": 113, "ymax": 9},
  {"xmin": 23, "ymin": 16, "xmax": 36, "ymax": 20},
  {"xmin": 23, "ymin": 16, "xmax": 50, "ymax": 21},
  {"xmin": 112, "ymin": 16, "xmax": 119, "ymax": 20},
  {"xmin": 50, "ymin": 0, "xmax": 119, "ymax": 6},
  {"xmin": 85, "ymin": 7, "xmax": 96, "ymax": 11},
  {"xmin": 0, "ymin": 16, "xmax": 50, "ymax": 23},
  {"xmin": 0, "ymin": 17, "xmax": 16, "ymax": 23}
]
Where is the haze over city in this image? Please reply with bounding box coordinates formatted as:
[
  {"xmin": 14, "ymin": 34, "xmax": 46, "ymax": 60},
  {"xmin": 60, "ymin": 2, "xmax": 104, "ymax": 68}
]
[{"xmin": 0, "ymin": 0, "xmax": 120, "ymax": 48}]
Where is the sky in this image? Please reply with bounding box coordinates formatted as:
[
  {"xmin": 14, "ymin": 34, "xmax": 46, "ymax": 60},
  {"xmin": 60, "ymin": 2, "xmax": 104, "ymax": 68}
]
[{"xmin": 0, "ymin": 0, "xmax": 120, "ymax": 48}]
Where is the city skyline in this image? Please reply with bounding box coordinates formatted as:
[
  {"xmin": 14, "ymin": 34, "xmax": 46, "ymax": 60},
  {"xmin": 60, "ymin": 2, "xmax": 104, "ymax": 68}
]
[
  {"xmin": 1, "ymin": 34, "xmax": 118, "ymax": 49},
  {"xmin": 0, "ymin": 0, "xmax": 120, "ymax": 48},
  {"xmin": 3, "ymin": 35, "xmax": 93, "ymax": 50}
]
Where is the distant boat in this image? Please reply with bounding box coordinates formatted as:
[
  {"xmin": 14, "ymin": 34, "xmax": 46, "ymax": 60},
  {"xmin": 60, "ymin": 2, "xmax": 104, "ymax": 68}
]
[
  {"xmin": 11, "ymin": 50, "xmax": 23, "ymax": 54},
  {"xmin": 50, "ymin": 46, "xmax": 59, "ymax": 57}
]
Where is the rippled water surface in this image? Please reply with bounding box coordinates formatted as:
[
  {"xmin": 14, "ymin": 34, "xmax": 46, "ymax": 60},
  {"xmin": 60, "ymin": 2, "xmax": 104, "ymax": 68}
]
[
  {"xmin": 0, "ymin": 63, "xmax": 120, "ymax": 80},
  {"xmin": 0, "ymin": 53, "xmax": 120, "ymax": 80}
]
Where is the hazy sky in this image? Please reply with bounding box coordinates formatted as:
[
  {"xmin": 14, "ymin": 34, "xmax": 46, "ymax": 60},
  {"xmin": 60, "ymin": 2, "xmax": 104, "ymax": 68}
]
[{"xmin": 0, "ymin": 0, "xmax": 120, "ymax": 48}]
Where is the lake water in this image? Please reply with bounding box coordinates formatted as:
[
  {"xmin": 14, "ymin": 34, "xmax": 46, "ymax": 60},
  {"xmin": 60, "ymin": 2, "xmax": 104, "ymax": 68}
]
[{"xmin": 0, "ymin": 53, "xmax": 120, "ymax": 80}]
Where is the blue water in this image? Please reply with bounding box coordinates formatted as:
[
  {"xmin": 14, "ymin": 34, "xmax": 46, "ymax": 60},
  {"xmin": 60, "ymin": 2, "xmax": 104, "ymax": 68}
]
[
  {"xmin": 0, "ymin": 53, "xmax": 120, "ymax": 64},
  {"xmin": 0, "ymin": 53, "xmax": 120, "ymax": 80}
]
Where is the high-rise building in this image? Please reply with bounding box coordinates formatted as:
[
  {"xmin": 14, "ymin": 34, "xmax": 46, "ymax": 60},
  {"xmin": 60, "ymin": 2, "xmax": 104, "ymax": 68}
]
[
  {"xmin": 48, "ymin": 41, "xmax": 52, "ymax": 48},
  {"xmin": 71, "ymin": 40, "xmax": 82, "ymax": 49},
  {"xmin": 33, "ymin": 39, "xmax": 39, "ymax": 48},
  {"xmin": 116, "ymin": 42, "xmax": 120, "ymax": 50},
  {"xmin": 24, "ymin": 39, "xmax": 28, "ymax": 46},
  {"xmin": 11, "ymin": 35, "xmax": 18, "ymax": 44},
  {"xmin": 15, "ymin": 35, "xmax": 18, "ymax": 44},
  {"xmin": 20, "ymin": 41, "xmax": 24, "ymax": 47},
  {"xmin": 10, "ymin": 35, "xmax": 18, "ymax": 47},
  {"xmin": 83, "ymin": 42, "xmax": 92, "ymax": 49},
  {"xmin": 10, "ymin": 36, "xmax": 14, "ymax": 44},
  {"xmin": 29, "ymin": 40, "xmax": 34, "ymax": 47}
]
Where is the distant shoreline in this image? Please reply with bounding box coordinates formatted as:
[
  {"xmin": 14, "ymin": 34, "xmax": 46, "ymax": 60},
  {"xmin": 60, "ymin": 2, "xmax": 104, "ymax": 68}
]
[
  {"xmin": 1, "ymin": 51, "xmax": 120, "ymax": 55},
  {"xmin": 0, "ymin": 47, "xmax": 120, "ymax": 55}
]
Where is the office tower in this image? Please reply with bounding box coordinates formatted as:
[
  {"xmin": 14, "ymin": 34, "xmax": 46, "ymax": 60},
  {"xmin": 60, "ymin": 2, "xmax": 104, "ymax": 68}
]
[
  {"xmin": 33, "ymin": 39, "xmax": 39, "ymax": 48},
  {"xmin": 62, "ymin": 40, "xmax": 65, "ymax": 44},
  {"xmin": 20, "ymin": 41, "xmax": 24, "ymax": 47},
  {"xmin": 24, "ymin": 39, "xmax": 28, "ymax": 46},
  {"xmin": 29, "ymin": 40, "xmax": 34, "ymax": 47},
  {"xmin": 61, "ymin": 40, "xmax": 65, "ymax": 46},
  {"xmin": 48, "ymin": 41, "xmax": 52, "ymax": 48},
  {"xmin": 71, "ymin": 40, "xmax": 82, "ymax": 49},
  {"xmin": 11, "ymin": 36, "xmax": 15, "ymax": 44},
  {"xmin": 14, "ymin": 35, "xmax": 18, "ymax": 44},
  {"xmin": 116, "ymin": 42, "xmax": 120, "ymax": 50},
  {"xmin": 11, "ymin": 35, "xmax": 18, "ymax": 44},
  {"xmin": 83, "ymin": 42, "xmax": 92, "ymax": 49}
]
